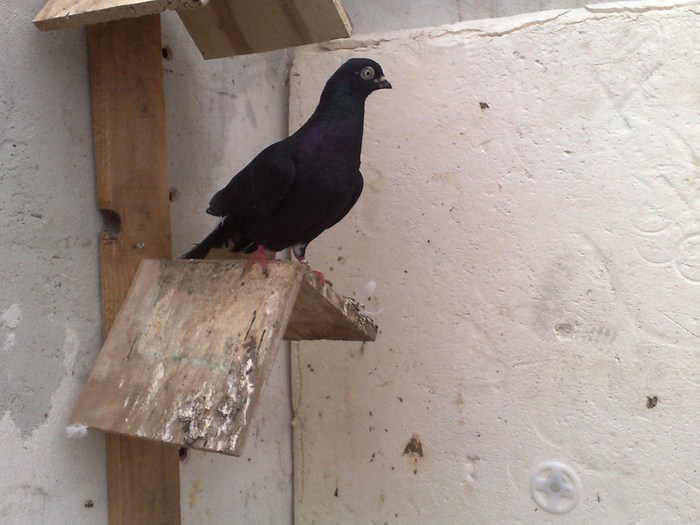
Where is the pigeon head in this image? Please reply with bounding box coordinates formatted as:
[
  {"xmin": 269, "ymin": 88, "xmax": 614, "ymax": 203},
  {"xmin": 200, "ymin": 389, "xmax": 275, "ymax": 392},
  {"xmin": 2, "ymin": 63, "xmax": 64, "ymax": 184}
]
[
  {"xmin": 321, "ymin": 58, "xmax": 392, "ymax": 103},
  {"xmin": 344, "ymin": 58, "xmax": 392, "ymax": 94}
]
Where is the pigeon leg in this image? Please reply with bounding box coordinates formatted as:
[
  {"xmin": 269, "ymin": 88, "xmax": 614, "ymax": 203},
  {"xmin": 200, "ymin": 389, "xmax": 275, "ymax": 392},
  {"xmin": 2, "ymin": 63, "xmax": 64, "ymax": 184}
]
[
  {"xmin": 244, "ymin": 244, "xmax": 269, "ymax": 277},
  {"xmin": 292, "ymin": 247, "xmax": 325, "ymax": 285},
  {"xmin": 310, "ymin": 269, "xmax": 325, "ymax": 285},
  {"xmin": 302, "ymin": 263, "xmax": 325, "ymax": 285}
]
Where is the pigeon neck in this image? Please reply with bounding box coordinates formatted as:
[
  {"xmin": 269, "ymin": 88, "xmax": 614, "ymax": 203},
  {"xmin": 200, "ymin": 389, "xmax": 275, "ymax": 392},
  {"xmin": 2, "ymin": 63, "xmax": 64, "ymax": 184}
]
[
  {"xmin": 295, "ymin": 86, "xmax": 367, "ymax": 162},
  {"xmin": 314, "ymin": 85, "xmax": 367, "ymax": 124}
]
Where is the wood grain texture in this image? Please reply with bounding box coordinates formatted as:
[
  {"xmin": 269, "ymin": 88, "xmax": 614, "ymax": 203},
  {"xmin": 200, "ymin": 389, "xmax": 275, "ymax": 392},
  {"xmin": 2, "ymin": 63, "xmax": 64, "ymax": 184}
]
[
  {"xmin": 86, "ymin": 16, "xmax": 180, "ymax": 524},
  {"xmin": 285, "ymin": 269, "xmax": 378, "ymax": 341},
  {"xmin": 206, "ymin": 247, "xmax": 377, "ymax": 341},
  {"xmin": 34, "ymin": 0, "xmax": 207, "ymax": 31},
  {"xmin": 90, "ymin": 17, "xmax": 171, "ymax": 330},
  {"xmin": 178, "ymin": 0, "xmax": 353, "ymax": 59},
  {"xmin": 71, "ymin": 260, "xmax": 377, "ymax": 456},
  {"xmin": 35, "ymin": 0, "xmax": 352, "ymax": 60},
  {"xmin": 106, "ymin": 437, "xmax": 181, "ymax": 525}
]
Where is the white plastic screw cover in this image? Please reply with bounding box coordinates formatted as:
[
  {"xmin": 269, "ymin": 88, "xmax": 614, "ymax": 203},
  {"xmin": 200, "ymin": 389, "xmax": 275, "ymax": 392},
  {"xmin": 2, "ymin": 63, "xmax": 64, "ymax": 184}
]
[{"xmin": 530, "ymin": 461, "xmax": 582, "ymax": 514}]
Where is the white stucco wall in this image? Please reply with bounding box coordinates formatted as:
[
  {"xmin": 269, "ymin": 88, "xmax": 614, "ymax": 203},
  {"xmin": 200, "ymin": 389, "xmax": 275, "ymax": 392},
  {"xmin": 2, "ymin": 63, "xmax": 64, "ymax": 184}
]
[
  {"xmin": 0, "ymin": 1, "xmax": 610, "ymax": 524},
  {"xmin": 343, "ymin": 0, "xmax": 609, "ymax": 33},
  {"xmin": 290, "ymin": 3, "xmax": 700, "ymax": 523},
  {"xmin": 165, "ymin": 3, "xmax": 607, "ymax": 524},
  {"xmin": 0, "ymin": 4, "xmax": 106, "ymax": 524}
]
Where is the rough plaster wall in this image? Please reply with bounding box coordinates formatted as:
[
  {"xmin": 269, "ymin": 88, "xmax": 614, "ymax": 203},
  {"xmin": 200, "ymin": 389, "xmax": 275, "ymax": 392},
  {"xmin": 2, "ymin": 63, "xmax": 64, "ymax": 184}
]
[
  {"xmin": 291, "ymin": 3, "xmax": 700, "ymax": 524},
  {"xmin": 0, "ymin": 1, "xmax": 648, "ymax": 524},
  {"xmin": 164, "ymin": 3, "xmax": 603, "ymax": 522},
  {"xmin": 0, "ymin": 1, "xmax": 106, "ymax": 523},
  {"xmin": 342, "ymin": 0, "xmax": 606, "ymax": 32}
]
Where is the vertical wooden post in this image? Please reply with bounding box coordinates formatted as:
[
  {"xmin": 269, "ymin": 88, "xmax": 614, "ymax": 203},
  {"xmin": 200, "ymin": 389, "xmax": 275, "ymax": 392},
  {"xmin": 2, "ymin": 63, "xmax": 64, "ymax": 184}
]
[{"xmin": 88, "ymin": 15, "xmax": 181, "ymax": 524}]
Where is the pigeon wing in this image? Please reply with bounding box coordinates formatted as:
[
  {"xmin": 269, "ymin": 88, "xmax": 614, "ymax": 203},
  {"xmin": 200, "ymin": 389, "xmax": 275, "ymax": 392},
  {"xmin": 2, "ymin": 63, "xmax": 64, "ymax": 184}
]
[
  {"xmin": 206, "ymin": 140, "xmax": 297, "ymax": 219},
  {"xmin": 327, "ymin": 171, "xmax": 364, "ymax": 230}
]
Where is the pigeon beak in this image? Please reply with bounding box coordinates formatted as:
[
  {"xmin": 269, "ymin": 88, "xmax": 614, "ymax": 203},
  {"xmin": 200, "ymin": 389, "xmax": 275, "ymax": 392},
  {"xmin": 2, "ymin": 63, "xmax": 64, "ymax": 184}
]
[{"xmin": 375, "ymin": 76, "xmax": 392, "ymax": 89}]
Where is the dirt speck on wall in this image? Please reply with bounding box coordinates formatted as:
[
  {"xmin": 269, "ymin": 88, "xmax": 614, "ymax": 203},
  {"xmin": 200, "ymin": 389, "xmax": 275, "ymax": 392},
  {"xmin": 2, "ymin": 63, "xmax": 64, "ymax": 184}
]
[{"xmin": 403, "ymin": 435, "xmax": 423, "ymax": 458}]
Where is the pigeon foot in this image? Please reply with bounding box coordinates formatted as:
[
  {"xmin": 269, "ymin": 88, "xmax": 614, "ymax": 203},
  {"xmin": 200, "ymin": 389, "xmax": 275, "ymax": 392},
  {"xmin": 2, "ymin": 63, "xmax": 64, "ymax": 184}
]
[
  {"xmin": 243, "ymin": 245, "xmax": 269, "ymax": 277},
  {"xmin": 297, "ymin": 258, "xmax": 325, "ymax": 286},
  {"xmin": 311, "ymin": 270, "xmax": 325, "ymax": 285}
]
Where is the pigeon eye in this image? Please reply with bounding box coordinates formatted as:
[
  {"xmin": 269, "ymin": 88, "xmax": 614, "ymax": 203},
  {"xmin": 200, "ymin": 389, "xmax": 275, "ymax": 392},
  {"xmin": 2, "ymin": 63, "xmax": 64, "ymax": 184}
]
[{"xmin": 360, "ymin": 66, "xmax": 375, "ymax": 80}]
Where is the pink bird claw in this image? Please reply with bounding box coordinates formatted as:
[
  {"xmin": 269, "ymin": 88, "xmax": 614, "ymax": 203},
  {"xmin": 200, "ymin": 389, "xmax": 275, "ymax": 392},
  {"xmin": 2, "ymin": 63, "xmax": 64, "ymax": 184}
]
[
  {"xmin": 297, "ymin": 258, "xmax": 325, "ymax": 286},
  {"xmin": 243, "ymin": 245, "xmax": 269, "ymax": 277}
]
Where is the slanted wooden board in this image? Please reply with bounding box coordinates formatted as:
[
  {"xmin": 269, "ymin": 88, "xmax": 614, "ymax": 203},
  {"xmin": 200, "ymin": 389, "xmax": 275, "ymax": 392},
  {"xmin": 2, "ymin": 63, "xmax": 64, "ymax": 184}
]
[
  {"xmin": 34, "ymin": 0, "xmax": 207, "ymax": 31},
  {"xmin": 287, "ymin": 269, "xmax": 378, "ymax": 341},
  {"xmin": 34, "ymin": 0, "xmax": 353, "ymax": 60},
  {"xmin": 178, "ymin": 0, "xmax": 352, "ymax": 59},
  {"xmin": 71, "ymin": 259, "xmax": 377, "ymax": 456}
]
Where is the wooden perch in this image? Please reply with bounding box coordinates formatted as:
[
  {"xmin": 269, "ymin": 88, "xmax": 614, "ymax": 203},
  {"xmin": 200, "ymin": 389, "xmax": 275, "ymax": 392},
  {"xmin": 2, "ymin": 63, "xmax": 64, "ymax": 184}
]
[
  {"xmin": 34, "ymin": 0, "xmax": 353, "ymax": 60},
  {"xmin": 34, "ymin": 0, "xmax": 208, "ymax": 31},
  {"xmin": 177, "ymin": 0, "xmax": 353, "ymax": 59},
  {"xmin": 71, "ymin": 259, "xmax": 377, "ymax": 456}
]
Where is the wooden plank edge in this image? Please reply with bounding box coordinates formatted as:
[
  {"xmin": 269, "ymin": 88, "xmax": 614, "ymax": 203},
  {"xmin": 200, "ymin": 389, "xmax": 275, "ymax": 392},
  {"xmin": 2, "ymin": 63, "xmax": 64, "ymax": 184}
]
[
  {"xmin": 286, "ymin": 268, "xmax": 378, "ymax": 342},
  {"xmin": 175, "ymin": 0, "xmax": 354, "ymax": 60},
  {"xmin": 33, "ymin": 0, "xmax": 208, "ymax": 31},
  {"xmin": 330, "ymin": 0, "xmax": 353, "ymax": 37}
]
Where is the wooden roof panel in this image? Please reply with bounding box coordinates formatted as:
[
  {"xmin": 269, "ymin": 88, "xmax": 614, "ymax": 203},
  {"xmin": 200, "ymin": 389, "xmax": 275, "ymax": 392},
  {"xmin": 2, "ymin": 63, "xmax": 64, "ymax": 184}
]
[{"xmin": 34, "ymin": 0, "xmax": 353, "ymax": 59}]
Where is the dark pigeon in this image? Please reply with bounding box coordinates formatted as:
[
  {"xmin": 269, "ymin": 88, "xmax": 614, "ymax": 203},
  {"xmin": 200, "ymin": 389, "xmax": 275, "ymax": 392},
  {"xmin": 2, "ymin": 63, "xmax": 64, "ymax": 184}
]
[{"xmin": 181, "ymin": 58, "xmax": 391, "ymax": 278}]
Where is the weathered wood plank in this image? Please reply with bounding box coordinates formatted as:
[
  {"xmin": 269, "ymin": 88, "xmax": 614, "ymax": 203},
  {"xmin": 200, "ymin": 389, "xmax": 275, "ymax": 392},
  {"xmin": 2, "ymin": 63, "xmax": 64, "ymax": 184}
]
[
  {"xmin": 207, "ymin": 248, "xmax": 378, "ymax": 341},
  {"xmin": 72, "ymin": 258, "xmax": 377, "ymax": 456},
  {"xmin": 106, "ymin": 437, "xmax": 181, "ymax": 525},
  {"xmin": 285, "ymin": 269, "xmax": 378, "ymax": 341},
  {"xmin": 91, "ymin": 18, "xmax": 172, "ymax": 331},
  {"xmin": 206, "ymin": 248, "xmax": 377, "ymax": 341},
  {"xmin": 177, "ymin": 0, "xmax": 353, "ymax": 59},
  {"xmin": 87, "ymin": 16, "xmax": 180, "ymax": 524},
  {"xmin": 34, "ymin": 0, "xmax": 206, "ymax": 31},
  {"xmin": 35, "ymin": 0, "xmax": 353, "ymax": 60},
  {"xmin": 72, "ymin": 260, "xmax": 303, "ymax": 456}
]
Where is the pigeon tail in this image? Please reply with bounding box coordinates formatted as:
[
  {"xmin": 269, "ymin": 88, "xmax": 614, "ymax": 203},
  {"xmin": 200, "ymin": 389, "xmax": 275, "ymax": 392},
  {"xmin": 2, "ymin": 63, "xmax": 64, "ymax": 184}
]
[{"xmin": 181, "ymin": 223, "xmax": 227, "ymax": 259}]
